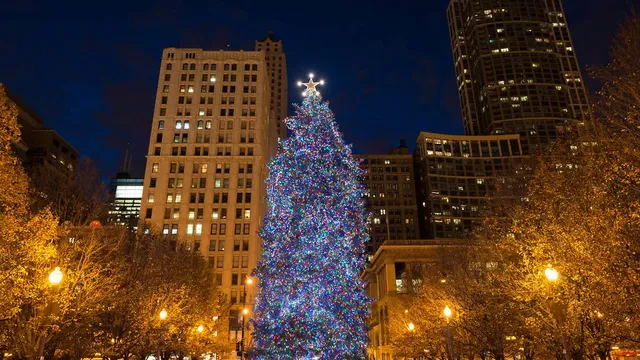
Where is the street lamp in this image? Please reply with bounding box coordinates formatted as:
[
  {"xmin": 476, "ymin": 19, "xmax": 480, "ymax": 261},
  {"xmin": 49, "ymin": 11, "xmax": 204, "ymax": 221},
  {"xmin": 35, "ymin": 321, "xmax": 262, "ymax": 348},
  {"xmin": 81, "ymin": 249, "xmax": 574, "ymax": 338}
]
[
  {"xmin": 37, "ymin": 267, "xmax": 64, "ymax": 360},
  {"xmin": 240, "ymin": 277, "xmax": 253, "ymax": 359},
  {"xmin": 408, "ymin": 322, "xmax": 415, "ymax": 331},
  {"xmin": 158, "ymin": 309, "xmax": 168, "ymax": 360},
  {"xmin": 197, "ymin": 324, "xmax": 204, "ymax": 333},
  {"xmin": 443, "ymin": 306, "xmax": 455, "ymax": 360},
  {"xmin": 545, "ymin": 265, "xmax": 569, "ymax": 360}
]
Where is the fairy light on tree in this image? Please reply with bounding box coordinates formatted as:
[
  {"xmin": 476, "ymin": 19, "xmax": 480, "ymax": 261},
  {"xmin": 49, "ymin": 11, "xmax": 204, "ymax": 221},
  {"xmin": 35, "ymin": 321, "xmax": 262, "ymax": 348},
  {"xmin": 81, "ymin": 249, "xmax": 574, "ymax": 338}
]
[{"xmin": 251, "ymin": 73, "xmax": 370, "ymax": 359}]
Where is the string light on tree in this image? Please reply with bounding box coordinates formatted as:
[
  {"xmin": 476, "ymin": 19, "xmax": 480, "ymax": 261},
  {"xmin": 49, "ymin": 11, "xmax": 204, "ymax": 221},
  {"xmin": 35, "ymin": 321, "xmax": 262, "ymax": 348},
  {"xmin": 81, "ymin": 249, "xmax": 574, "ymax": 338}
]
[{"xmin": 252, "ymin": 73, "xmax": 369, "ymax": 359}]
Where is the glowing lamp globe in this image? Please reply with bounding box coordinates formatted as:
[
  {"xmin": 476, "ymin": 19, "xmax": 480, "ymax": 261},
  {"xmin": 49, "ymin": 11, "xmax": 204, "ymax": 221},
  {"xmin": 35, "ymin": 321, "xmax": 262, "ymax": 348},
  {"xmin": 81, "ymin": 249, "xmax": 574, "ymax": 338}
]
[
  {"xmin": 89, "ymin": 220, "xmax": 101, "ymax": 228},
  {"xmin": 545, "ymin": 265, "xmax": 559, "ymax": 282},
  {"xmin": 159, "ymin": 309, "xmax": 168, "ymax": 320},
  {"xmin": 48, "ymin": 267, "xmax": 63, "ymax": 285},
  {"xmin": 408, "ymin": 322, "xmax": 415, "ymax": 331},
  {"xmin": 443, "ymin": 305, "xmax": 453, "ymax": 318},
  {"xmin": 197, "ymin": 324, "xmax": 204, "ymax": 333}
]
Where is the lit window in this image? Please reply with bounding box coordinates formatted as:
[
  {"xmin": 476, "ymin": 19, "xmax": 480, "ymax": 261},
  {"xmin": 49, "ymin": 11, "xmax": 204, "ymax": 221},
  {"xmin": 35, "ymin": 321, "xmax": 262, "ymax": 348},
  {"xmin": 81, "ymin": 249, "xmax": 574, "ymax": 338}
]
[
  {"xmin": 175, "ymin": 120, "xmax": 182, "ymax": 129},
  {"xmin": 244, "ymin": 209, "xmax": 251, "ymax": 219},
  {"xmin": 184, "ymin": 121, "xmax": 190, "ymax": 129},
  {"xmin": 152, "ymin": 163, "xmax": 159, "ymax": 173},
  {"xmin": 189, "ymin": 209, "xmax": 195, "ymax": 219},
  {"xmin": 201, "ymin": 164, "xmax": 208, "ymax": 173},
  {"xmin": 166, "ymin": 194, "xmax": 173, "ymax": 203},
  {"xmin": 380, "ymin": 209, "xmax": 386, "ymax": 215},
  {"xmin": 212, "ymin": 210, "xmax": 219, "ymax": 219},
  {"xmin": 188, "ymin": 86, "xmax": 194, "ymax": 93},
  {"xmin": 373, "ymin": 218, "xmax": 381, "ymax": 224},
  {"xmin": 158, "ymin": 120, "xmax": 165, "ymax": 129},
  {"xmin": 148, "ymin": 194, "xmax": 155, "ymax": 203},
  {"xmin": 197, "ymin": 120, "xmax": 204, "ymax": 129},
  {"xmin": 175, "ymin": 193, "xmax": 182, "ymax": 203},
  {"xmin": 187, "ymin": 224, "xmax": 194, "ymax": 235},
  {"xmin": 206, "ymin": 120, "xmax": 212, "ymax": 129},
  {"xmin": 195, "ymin": 223, "xmax": 202, "ymax": 235}
]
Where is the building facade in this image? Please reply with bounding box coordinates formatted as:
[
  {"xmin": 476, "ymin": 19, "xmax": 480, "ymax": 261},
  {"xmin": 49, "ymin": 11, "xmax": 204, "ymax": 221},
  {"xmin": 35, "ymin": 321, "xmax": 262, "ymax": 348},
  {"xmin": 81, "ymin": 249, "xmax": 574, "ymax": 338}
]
[
  {"xmin": 363, "ymin": 239, "xmax": 468, "ymax": 360},
  {"xmin": 415, "ymin": 132, "xmax": 525, "ymax": 239},
  {"xmin": 358, "ymin": 140, "xmax": 419, "ymax": 254},
  {"xmin": 7, "ymin": 89, "xmax": 78, "ymax": 176},
  {"xmin": 139, "ymin": 44, "xmax": 280, "ymax": 344},
  {"xmin": 109, "ymin": 172, "xmax": 144, "ymax": 229},
  {"xmin": 255, "ymin": 33, "xmax": 288, "ymax": 141},
  {"xmin": 447, "ymin": 0, "xmax": 590, "ymax": 153}
]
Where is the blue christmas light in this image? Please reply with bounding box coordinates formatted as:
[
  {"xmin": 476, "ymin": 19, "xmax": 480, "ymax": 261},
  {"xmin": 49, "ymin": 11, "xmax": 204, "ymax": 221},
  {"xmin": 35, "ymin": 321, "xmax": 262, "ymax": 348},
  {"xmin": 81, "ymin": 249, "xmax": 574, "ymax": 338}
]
[{"xmin": 251, "ymin": 76, "xmax": 370, "ymax": 359}]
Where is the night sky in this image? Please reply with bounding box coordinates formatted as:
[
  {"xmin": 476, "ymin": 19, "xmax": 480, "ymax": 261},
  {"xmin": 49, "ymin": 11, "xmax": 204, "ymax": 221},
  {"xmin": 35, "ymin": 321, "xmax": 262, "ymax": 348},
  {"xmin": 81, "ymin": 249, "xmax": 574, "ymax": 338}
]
[{"xmin": 0, "ymin": 0, "xmax": 636, "ymax": 178}]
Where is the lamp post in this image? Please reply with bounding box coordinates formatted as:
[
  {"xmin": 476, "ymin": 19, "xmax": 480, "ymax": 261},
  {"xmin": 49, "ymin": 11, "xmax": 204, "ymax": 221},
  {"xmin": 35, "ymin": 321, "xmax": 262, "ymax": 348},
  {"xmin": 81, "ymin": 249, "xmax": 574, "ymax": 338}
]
[
  {"xmin": 36, "ymin": 267, "xmax": 63, "ymax": 360},
  {"xmin": 443, "ymin": 306, "xmax": 455, "ymax": 360},
  {"xmin": 158, "ymin": 309, "xmax": 168, "ymax": 360},
  {"xmin": 545, "ymin": 265, "xmax": 569, "ymax": 360},
  {"xmin": 240, "ymin": 277, "xmax": 253, "ymax": 359}
]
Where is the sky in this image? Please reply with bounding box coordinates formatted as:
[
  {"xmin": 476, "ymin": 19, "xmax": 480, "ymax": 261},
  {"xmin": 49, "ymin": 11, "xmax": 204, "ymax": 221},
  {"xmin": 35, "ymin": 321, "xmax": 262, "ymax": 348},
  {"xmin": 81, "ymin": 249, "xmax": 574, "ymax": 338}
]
[{"xmin": 0, "ymin": 0, "xmax": 637, "ymax": 178}]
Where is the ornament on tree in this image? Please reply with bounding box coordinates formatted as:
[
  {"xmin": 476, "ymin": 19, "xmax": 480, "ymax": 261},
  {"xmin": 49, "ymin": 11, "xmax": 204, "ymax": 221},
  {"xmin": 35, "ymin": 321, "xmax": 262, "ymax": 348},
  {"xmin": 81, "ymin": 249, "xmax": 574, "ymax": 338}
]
[{"xmin": 251, "ymin": 74, "xmax": 370, "ymax": 359}]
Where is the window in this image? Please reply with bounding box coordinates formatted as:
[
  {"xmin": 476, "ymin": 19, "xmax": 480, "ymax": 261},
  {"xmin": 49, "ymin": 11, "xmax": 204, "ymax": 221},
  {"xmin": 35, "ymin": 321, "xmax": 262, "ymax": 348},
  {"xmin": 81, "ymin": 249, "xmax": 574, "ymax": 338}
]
[
  {"xmin": 217, "ymin": 256, "xmax": 224, "ymax": 268},
  {"xmin": 158, "ymin": 120, "xmax": 165, "ymax": 129},
  {"xmin": 175, "ymin": 193, "xmax": 182, "ymax": 203},
  {"xmin": 210, "ymin": 224, "xmax": 217, "ymax": 235},
  {"xmin": 244, "ymin": 209, "xmax": 251, "ymax": 219},
  {"xmin": 175, "ymin": 120, "xmax": 182, "ymax": 129},
  {"xmin": 187, "ymin": 224, "xmax": 194, "ymax": 235},
  {"xmin": 195, "ymin": 223, "xmax": 202, "ymax": 235},
  {"xmin": 150, "ymin": 178, "xmax": 157, "ymax": 188},
  {"xmin": 152, "ymin": 163, "xmax": 159, "ymax": 173},
  {"xmin": 145, "ymin": 209, "xmax": 152, "ymax": 219},
  {"xmin": 162, "ymin": 224, "xmax": 169, "ymax": 235},
  {"xmin": 206, "ymin": 120, "xmax": 212, "ymax": 129},
  {"xmin": 184, "ymin": 120, "xmax": 190, "ymax": 129},
  {"xmin": 148, "ymin": 194, "xmax": 155, "ymax": 203}
]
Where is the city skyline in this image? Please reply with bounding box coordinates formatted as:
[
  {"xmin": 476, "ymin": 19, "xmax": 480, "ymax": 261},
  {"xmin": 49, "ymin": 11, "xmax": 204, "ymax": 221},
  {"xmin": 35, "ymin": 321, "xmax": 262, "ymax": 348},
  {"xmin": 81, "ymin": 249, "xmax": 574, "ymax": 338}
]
[{"xmin": 0, "ymin": 0, "xmax": 634, "ymax": 177}]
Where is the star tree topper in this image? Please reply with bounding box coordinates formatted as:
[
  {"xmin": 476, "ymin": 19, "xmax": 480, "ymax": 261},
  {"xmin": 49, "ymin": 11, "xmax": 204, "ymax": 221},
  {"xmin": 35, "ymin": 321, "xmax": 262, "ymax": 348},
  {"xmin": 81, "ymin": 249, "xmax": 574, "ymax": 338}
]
[{"xmin": 297, "ymin": 73, "xmax": 325, "ymax": 97}]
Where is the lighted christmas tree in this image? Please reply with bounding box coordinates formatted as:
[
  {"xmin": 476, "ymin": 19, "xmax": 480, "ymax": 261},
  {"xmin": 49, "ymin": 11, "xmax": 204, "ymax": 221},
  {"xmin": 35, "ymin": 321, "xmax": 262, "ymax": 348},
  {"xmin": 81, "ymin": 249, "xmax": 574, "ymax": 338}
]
[{"xmin": 251, "ymin": 75, "xmax": 370, "ymax": 359}]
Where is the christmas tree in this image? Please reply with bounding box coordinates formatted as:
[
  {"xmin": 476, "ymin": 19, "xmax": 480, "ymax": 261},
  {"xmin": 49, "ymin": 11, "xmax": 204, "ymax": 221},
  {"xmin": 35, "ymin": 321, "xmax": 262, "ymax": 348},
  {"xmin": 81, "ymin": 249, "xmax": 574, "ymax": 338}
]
[{"xmin": 251, "ymin": 75, "xmax": 370, "ymax": 359}]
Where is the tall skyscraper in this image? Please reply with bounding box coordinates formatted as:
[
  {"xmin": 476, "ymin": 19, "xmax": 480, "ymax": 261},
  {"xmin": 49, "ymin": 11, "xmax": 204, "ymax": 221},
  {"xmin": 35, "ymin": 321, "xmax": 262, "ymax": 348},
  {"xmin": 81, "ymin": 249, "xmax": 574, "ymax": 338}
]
[
  {"xmin": 139, "ymin": 42, "xmax": 283, "ymax": 343},
  {"xmin": 255, "ymin": 32, "xmax": 288, "ymax": 141},
  {"xmin": 108, "ymin": 172, "xmax": 144, "ymax": 229},
  {"xmin": 447, "ymin": 0, "xmax": 590, "ymax": 153},
  {"xmin": 358, "ymin": 140, "xmax": 419, "ymax": 254}
]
